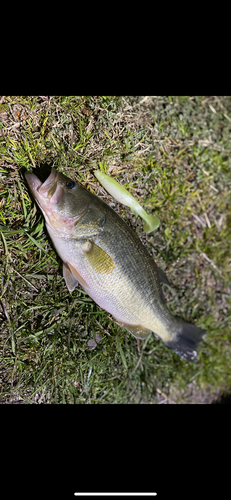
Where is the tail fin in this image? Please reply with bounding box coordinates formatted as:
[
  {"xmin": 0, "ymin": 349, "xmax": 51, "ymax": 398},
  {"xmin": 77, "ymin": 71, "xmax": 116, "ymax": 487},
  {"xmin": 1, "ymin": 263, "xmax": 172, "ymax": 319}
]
[{"xmin": 165, "ymin": 319, "xmax": 206, "ymax": 362}]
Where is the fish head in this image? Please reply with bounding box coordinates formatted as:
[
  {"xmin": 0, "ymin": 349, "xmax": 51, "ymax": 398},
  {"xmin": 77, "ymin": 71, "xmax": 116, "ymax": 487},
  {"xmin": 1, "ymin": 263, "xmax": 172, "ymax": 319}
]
[{"xmin": 25, "ymin": 168, "xmax": 89, "ymax": 234}]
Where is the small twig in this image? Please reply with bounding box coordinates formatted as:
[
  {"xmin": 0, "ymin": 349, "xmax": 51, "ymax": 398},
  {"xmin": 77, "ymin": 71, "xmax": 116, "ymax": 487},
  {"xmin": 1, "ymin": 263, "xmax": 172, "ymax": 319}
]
[
  {"xmin": 213, "ymin": 96, "xmax": 225, "ymax": 109},
  {"xmin": 0, "ymin": 96, "xmax": 5, "ymax": 104},
  {"xmin": 200, "ymin": 252, "xmax": 223, "ymax": 277},
  {"xmin": 156, "ymin": 388, "xmax": 176, "ymax": 404},
  {"xmin": 197, "ymin": 193, "xmax": 211, "ymax": 228},
  {"xmin": 201, "ymin": 97, "xmax": 213, "ymax": 106},
  {"xmin": 191, "ymin": 212, "xmax": 206, "ymax": 227},
  {"xmin": 7, "ymin": 102, "xmax": 15, "ymax": 120},
  {"xmin": 3, "ymin": 122, "xmax": 21, "ymax": 132},
  {"xmin": 198, "ymin": 138, "xmax": 213, "ymax": 147},
  {"xmin": 224, "ymin": 113, "xmax": 231, "ymax": 123},
  {"xmin": 209, "ymin": 104, "xmax": 217, "ymax": 114},
  {"xmin": 137, "ymin": 338, "xmax": 142, "ymax": 356},
  {"xmin": 193, "ymin": 160, "xmax": 209, "ymax": 176},
  {"xmin": 135, "ymin": 145, "xmax": 151, "ymax": 156},
  {"xmin": 85, "ymin": 116, "xmax": 95, "ymax": 135},
  {"xmin": 138, "ymin": 96, "xmax": 153, "ymax": 105},
  {"xmin": 106, "ymin": 375, "xmax": 121, "ymax": 382},
  {"xmin": 217, "ymin": 214, "xmax": 225, "ymax": 227},
  {"xmin": 204, "ymin": 212, "xmax": 211, "ymax": 228},
  {"xmin": 210, "ymin": 185, "xmax": 219, "ymax": 193},
  {"xmin": 11, "ymin": 268, "xmax": 38, "ymax": 291}
]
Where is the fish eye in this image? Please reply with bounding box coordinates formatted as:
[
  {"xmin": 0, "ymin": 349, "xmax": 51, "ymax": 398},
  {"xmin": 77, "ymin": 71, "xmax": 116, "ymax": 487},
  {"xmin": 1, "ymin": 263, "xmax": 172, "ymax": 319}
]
[{"xmin": 66, "ymin": 181, "xmax": 76, "ymax": 189}]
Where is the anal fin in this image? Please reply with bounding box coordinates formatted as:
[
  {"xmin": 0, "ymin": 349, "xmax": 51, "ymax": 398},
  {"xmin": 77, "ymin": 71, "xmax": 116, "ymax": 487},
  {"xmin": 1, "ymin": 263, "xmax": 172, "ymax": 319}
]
[
  {"xmin": 63, "ymin": 262, "xmax": 79, "ymax": 292},
  {"xmin": 117, "ymin": 321, "xmax": 152, "ymax": 340}
]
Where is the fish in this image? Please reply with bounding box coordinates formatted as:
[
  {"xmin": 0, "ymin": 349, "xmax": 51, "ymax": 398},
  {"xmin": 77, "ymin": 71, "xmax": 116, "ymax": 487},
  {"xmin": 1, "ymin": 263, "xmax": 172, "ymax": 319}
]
[{"xmin": 25, "ymin": 167, "xmax": 206, "ymax": 362}]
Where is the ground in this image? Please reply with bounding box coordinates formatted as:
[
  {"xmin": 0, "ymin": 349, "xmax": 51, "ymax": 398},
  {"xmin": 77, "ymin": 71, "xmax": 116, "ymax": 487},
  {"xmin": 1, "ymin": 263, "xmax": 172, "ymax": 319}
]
[{"xmin": 0, "ymin": 95, "xmax": 230, "ymax": 404}]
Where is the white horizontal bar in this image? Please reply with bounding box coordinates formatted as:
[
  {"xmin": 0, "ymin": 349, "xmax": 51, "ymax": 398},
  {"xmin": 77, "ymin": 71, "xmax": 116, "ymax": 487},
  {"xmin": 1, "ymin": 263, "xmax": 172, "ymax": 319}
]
[{"xmin": 74, "ymin": 494, "xmax": 157, "ymax": 497}]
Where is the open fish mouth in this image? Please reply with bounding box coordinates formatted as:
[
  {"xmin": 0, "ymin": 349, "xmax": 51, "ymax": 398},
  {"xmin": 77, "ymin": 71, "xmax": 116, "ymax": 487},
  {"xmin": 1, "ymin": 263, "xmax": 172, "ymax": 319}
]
[
  {"xmin": 25, "ymin": 167, "xmax": 64, "ymax": 207},
  {"xmin": 25, "ymin": 167, "xmax": 58, "ymax": 197},
  {"xmin": 37, "ymin": 167, "xmax": 58, "ymax": 197}
]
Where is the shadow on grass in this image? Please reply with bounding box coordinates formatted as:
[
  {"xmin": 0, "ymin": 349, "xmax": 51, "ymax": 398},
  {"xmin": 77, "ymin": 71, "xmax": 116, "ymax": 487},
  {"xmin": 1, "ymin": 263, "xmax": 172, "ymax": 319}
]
[
  {"xmin": 21, "ymin": 162, "xmax": 53, "ymax": 184},
  {"xmin": 212, "ymin": 392, "xmax": 231, "ymax": 404}
]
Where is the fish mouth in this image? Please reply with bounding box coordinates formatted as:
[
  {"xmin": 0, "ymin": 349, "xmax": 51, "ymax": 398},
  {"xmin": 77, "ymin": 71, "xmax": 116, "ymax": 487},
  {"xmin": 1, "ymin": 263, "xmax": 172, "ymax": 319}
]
[
  {"xmin": 25, "ymin": 167, "xmax": 83, "ymax": 233},
  {"xmin": 38, "ymin": 167, "xmax": 58, "ymax": 196},
  {"xmin": 25, "ymin": 167, "xmax": 64, "ymax": 206},
  {"xmin": 25, "ymin": 167, "xmax": 67, "ymax": 232},
  {"xmin": 25, "ymin": 167, "xmax": 57, "ymax": 197}
]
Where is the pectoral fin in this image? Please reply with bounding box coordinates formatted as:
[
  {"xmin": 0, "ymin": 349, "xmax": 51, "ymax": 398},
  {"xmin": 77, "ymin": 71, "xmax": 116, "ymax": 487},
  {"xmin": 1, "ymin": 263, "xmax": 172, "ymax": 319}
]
[
  {"xmin": 63, "ymin": 262, "xmax": 89, "ymax": 292},
  {"xmin": 63, "ymin": 262, "xmax": 79, "ymax": 292},
  {"xmin": 117, "ymin": 321, "xmax": 152, "ymax": 340},
  {"xmin": 81, "ymin": 240, "xmax": 115, "ymax": 274}
]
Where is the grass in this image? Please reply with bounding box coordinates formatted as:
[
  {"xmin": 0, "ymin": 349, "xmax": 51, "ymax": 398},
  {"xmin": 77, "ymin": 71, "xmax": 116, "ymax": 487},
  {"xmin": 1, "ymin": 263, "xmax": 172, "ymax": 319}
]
[{"xmin": 0, "ymin": 95, "xmax": 231, "ymax": 404}]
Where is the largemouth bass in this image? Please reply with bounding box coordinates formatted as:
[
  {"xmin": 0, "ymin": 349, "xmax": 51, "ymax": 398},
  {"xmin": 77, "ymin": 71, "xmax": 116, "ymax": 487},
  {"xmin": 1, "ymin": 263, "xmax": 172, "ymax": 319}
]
[{"xmin": 25, "ymin": 167, "xmax": 205, "ymax": 362}]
